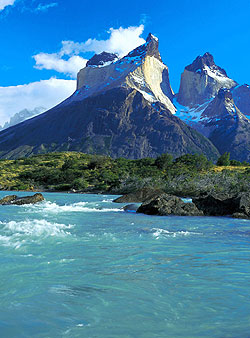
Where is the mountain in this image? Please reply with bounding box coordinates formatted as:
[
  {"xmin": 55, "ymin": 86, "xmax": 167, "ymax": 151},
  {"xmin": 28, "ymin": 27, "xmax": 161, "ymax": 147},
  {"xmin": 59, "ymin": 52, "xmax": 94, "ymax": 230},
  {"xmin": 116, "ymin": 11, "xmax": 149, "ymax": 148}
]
[
  {"xmin": 0, "ymin": 107, "xmax": 46, "ymax": 131},
  {"xmin": 175, "ymin": 53, "xmax": 250, "ymax": 161},
  {"xmin": 0, "ymin": 34, "xmax": 219, "ymax": 160},
  {"xmin": 177, "ymin": 52, "xmax": 237, "ymax": 106}
]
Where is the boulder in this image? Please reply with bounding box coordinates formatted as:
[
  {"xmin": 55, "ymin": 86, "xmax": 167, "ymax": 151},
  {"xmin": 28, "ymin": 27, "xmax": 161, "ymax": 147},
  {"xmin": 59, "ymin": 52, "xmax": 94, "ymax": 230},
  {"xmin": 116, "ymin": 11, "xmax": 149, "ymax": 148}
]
[
  {"xmin": 122, "ymin": 204, "xmax": 139, "ymax": 213},
  {"xmin": 192, "ymin": 193, "xmax": 233, "ymax": 216},
  {"xmin": 0, "ymin": 193, "xmax": 44, "ymax": 205},
  {"xmin": 137, "ymin": 193, "xmax": 203, "ymax": 216},
  {"xmin": 0, "ymin": 195, "xmax": 18, "ymax": 205},
  {"xmin": 193, "ymin": 192, "xmax": 250, "ymax": 218},
  {"xmin": 113, "ymin": 188, "xmax": 164, "ymax": 203}
]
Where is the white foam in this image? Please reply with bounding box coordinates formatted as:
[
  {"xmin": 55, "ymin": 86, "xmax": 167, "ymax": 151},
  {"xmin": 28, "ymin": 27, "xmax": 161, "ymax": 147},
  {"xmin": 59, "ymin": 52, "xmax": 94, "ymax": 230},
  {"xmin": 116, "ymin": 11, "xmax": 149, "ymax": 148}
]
[
  {"xmin": 21, "ymin": 201, "xmax": 121, "ymax": 214},
  {"xmin": 151, "ymin": 228, "xmax": 200, "ymax": 239},
  {"xmin": 0, "ymin": 219, "xmax": 73, "ymax": 238}
]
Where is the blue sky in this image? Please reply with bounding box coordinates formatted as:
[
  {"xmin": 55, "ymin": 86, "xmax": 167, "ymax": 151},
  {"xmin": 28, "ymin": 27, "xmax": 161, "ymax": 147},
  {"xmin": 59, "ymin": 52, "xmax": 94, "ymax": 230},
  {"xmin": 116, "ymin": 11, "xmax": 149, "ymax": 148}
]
[{"xmin": 0, "ymin": 0, "xmax": 250, "ymax": 124}]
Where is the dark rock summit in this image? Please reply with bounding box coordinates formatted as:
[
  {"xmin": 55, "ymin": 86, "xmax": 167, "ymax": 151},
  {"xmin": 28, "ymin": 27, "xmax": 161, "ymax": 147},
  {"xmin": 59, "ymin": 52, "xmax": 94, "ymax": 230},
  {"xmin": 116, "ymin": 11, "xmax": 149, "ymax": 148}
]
[
  {"xmin": 127, "ymin": 33, "xmax": 162, "ymax": 62},
  {"xmin": 0, "ymin": 193, "xmax": 44, "ymax": 205},
  {"xmin": 185, "ymin": 52, "xmax": 227, "ymax": 77},
  {"xmin": 86, "ymin": 52, "xmax": 118, "ymax": 67}
]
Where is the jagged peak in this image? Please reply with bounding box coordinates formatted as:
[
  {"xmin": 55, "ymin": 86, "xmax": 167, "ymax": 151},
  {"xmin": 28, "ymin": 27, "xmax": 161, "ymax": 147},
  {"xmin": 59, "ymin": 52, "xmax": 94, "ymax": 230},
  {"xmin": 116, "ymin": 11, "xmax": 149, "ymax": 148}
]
[
  {"xmin": 185, "ymin": 52, "xmax": 227, "ymax": 77},
  {"xmin": 86, "ymin": 51, "xmax": 118, "ymax": 67},
  {"xmin": 125, "ymin": 32, "xmax": 162, "ymax": 62},
  {"xmin": 146, "ymin": 33, "xmax": 159, "ymax": 42}
]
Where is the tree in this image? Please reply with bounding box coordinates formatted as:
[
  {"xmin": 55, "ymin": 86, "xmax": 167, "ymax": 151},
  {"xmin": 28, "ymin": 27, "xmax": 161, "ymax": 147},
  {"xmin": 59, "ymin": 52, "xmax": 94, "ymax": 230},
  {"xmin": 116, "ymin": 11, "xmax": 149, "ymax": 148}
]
[
  {"xmin": 217, "ymin": 152, "xmax": 230, "ymax": 166},
  {"xmin": 155, "ymin": 153, "xmax": 173, "ymax": 170}
]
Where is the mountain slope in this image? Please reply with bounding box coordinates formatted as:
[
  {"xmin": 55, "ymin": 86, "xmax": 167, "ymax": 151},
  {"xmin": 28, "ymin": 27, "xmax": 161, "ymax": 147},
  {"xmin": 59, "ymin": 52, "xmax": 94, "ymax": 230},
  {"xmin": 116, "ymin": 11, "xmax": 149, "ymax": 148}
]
[
  {"xmin": 0, "ymin": 87, "xmax": 219, "ymax": 160},
  {"xmin": 201, "ymin": 89, "xmax": 250, "ymax": 161}
]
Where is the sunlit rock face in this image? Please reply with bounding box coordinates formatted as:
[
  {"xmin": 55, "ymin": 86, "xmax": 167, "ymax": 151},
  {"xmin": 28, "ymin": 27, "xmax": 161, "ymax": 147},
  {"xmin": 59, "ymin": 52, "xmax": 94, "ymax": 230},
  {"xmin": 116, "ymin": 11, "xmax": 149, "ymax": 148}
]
[
  {"xmin": 177, "ymin": 52, "xmax": 237, "ymax": 107},
  {"xmin": 76, "ymin": 33, "xmax": 175, "ymax": 114}
]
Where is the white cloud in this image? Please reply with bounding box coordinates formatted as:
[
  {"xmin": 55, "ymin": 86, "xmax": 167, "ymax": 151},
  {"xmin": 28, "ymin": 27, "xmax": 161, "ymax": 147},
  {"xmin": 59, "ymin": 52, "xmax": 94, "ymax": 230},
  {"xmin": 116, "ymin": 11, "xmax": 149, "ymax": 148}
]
[
  {"xmin": 35, "ymin": 2, "xmax": 58, "ymax": 12},
  {"xmin": 33, "ymin": 53, "xmax": 87, "ymax": 78},
  {"xmin": 33, "ymin": 25, "xmax": 145, "ymax": 77},
  {"xmin": 0, "ymin": 0, "xmax": 15, "ymax": 11},
  {"xmin": 0, "ymin": 78, "xmax": 75, "ymax": 125}
]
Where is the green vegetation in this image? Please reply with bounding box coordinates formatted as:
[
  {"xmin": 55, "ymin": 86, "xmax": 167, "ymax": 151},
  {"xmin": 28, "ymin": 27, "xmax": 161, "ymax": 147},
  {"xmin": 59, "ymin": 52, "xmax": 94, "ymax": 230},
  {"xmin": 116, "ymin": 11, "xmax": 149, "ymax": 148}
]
[
  {"xmin": 217, "ymin": 152, "xmax": 231, "ymax": 166},
  {"xmin": 0, "ymin": 152, "xmax": 249, "ymax": 197}
]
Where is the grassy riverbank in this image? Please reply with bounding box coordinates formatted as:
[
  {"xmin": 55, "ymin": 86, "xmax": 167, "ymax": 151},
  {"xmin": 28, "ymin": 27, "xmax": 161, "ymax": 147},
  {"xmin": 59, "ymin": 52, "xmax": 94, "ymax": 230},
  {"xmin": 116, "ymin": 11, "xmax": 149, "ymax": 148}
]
[{"xmin": 0, "ymin": 152, "xmax": 249, "ymax": 197}]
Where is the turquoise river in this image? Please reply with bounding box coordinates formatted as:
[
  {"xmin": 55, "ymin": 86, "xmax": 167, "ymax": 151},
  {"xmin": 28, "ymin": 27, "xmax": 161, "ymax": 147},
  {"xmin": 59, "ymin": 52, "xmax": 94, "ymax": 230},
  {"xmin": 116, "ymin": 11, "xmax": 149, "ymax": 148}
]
[{"xmin": 0, "ymin": 191, "xmax": 250, "ymax": 337}]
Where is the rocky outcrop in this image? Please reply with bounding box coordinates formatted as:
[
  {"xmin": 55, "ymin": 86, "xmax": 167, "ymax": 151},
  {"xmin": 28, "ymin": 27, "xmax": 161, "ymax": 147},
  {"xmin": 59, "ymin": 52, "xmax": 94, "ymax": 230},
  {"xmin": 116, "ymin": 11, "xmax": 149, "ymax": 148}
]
[
  {"xmin": 177, "ymin": 52, "xmax": 237, "ymax": 106},
  {"xmin": 137, "ymin": 193, "xmax": 203, "ymax": 216},
  {"xmin": 135, "ymin": 192, "xmax": 250, "ymax": 219},
  {"xmin": 0, "ymin": 193, "xmax": 44, "ymax": 205},
  {"xmin": 193, "ymin": 192, "xmax": 250, "ymax": 218},
  {"xmin": 113, "ymin": 188, "xmax": 164, "ymax": 203}
]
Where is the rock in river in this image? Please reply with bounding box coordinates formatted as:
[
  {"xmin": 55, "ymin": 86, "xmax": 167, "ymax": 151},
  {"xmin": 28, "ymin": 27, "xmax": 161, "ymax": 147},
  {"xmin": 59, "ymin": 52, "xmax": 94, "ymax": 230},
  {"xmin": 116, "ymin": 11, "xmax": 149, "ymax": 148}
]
[
  {"xmin": 193, "ymin": 192, "xmax": 250, "ymax": 218},
  {"xmin": 137, "ymin": 193, "xmax": 203, "ymax": 216},
  {"xmin": 0, "ymin": 193, "xmax": 44, "ymax": 205}
]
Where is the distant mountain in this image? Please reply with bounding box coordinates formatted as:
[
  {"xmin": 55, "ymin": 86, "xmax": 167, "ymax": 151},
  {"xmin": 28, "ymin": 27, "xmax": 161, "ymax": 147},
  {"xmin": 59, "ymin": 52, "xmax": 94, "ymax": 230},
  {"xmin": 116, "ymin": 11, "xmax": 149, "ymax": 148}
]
[
  {"xmin": 0, "ymin": 107, "xmax": 46, "ymax": 131},
  {"xmin": 0, "ymin": 34, "xmax": 219, "ymax": 160},
  {"xmin": 232, "ymin": 84, "xmax": 250, "ymax": 119},
  {"xmin": 175, "ymin": 53, "xmax": 250, "ymax": 161}
]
